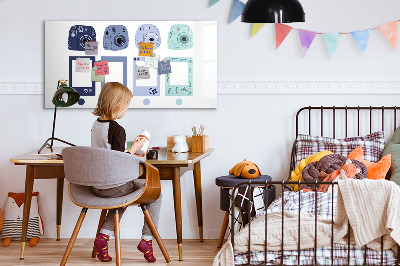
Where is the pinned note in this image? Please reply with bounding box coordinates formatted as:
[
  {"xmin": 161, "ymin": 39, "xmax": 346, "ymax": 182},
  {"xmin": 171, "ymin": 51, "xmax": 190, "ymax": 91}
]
[
  {"xmin": 138, "ymin": 42, "xmax": 154, "ymax": 57},
  {"xmin": 158, "ymin": 60, "xmax": 172, "ymax": 75},
  {"xmin": 85, "ymin": 41, "xmax": 99, "ymax": 55},
  {"xmin": 136, "ymin": 66, "xmax": 150, "ymax": 79},
  {"xmin": 76, "ymin": 57, "xmax": 91, "ymax": 72},
  {"xmin": 91, "ymin": 67, "xmax": 105, "ymax": 82},
  {"xmin": 144, "ymin": 54, "xmax": 159, "ymax": 68},
  {"xmin": 94, "ymin": 60, "xmax": 109, "ymax": 76}
]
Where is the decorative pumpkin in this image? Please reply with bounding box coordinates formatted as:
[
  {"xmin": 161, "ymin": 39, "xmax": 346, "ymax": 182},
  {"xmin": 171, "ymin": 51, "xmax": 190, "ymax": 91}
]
[{"xmin": 229, "ymin": 159, "xmax": 261, "ymax": 179}]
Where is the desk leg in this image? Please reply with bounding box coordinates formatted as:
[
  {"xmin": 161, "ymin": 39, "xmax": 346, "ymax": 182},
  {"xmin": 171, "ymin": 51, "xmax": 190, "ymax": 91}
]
[
  {"xmin": 172, "ymin": 167, "xmax": 183, "ymax": 261},
  {"xmin": 56, "ymin": 178, "xmax": 64, "ymax": 241},
  {"xmin": 20, "ymin": 165, "xmax": 35, "ymax": 259},
  {"xmin": 193, "ymin": 161, "xmax": 203, "ymax": 242}
]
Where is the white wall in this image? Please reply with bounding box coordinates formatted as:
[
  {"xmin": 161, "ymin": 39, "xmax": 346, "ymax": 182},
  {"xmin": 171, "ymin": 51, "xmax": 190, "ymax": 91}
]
[{"xmin": 1, "ymin": 0, "xmax": 400, "ymax": 239}]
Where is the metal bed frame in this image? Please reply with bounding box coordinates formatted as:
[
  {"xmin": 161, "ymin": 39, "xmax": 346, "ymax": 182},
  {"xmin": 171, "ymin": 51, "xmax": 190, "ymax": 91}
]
[{"xmin": 230, "ymin": 106, "xmax": 400, "ymax": 266}]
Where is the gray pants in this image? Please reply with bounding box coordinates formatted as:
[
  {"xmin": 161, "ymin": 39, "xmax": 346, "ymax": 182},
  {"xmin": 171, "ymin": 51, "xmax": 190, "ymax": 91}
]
[{"xmin": 92, "ymin": 180, "xmax": 162, "ymax": 240}]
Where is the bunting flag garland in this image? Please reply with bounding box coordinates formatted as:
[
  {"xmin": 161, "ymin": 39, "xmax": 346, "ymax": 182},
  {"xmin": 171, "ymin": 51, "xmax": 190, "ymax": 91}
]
[
  {"xmin": 378, "ymin": 21, "xmax": 398, "ymax": 50},
  {"xmin": 323, "ymin": 33, "xmax": 341, "ymax": 58},
  {"xmin": 351, "ymin": 29, "xmax": 370, "ymax": 55},
  {"xmin": 275, "ymin": 23, "xmax": 293, "ymax": 49},
  {"xmin": 207, "ymin": 3, "xmax": 400, "ymax": 58},
  {"xmin": 209, "ymin": 0, "xmax": 220, "ymax": 8},
  {"xmin": 298, "ymin": 29, "xmax": 317, "ymax": 58},
  {"xmin": 251, "ymin": 23, "xmax": 266, "ymax": 38},
  {"xmin": 229, "ymin": 0, "xmax": 245, "ymax": 24}
]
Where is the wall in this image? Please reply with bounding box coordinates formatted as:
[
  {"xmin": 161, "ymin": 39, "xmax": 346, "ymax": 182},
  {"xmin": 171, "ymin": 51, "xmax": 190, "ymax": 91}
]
[{"xmin": 1, "ymin": 0, "xmax": 400, "ymax": 239}]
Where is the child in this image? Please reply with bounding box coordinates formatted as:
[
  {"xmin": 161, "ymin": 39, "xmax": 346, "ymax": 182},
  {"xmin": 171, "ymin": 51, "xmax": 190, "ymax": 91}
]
[{"xmin": 91, "ymin": 82, "xmax": 162, "ymax": 263}]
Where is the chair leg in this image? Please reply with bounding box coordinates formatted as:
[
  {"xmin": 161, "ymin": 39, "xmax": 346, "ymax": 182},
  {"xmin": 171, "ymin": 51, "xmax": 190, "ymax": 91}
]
[
  {"xmin": 60, "ymin": 208, "xmax": 88, "ymax": 266},
  {"xmin": 141, "ymin": 205, "xmax": 171, "ymax": 263},
  {"xmin": 114, "ymin": 209, "xmax": 121, "ymax": 266},
  {"xmin": 217, "ymin": 211, "xmax": 230, "ymax": 248},
  {"xmin": 91, "ymin": 209, "xmax": 108, "ymax": 258}
]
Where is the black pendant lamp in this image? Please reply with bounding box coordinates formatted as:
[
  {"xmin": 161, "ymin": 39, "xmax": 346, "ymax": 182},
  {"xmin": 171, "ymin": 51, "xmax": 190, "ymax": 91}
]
[{"xmin": 242, "ymin": 0, "xmax": 305, "ymax": 23}]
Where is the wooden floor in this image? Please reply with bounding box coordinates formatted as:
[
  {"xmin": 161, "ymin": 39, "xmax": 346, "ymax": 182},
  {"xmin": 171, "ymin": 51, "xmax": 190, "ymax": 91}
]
[{"xmin": 0, "ymin": 239, "xmax": 221, "ymax": 265}]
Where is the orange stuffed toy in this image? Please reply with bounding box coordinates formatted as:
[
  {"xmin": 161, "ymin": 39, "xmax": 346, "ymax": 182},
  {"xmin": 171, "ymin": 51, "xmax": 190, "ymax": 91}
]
[
  {"xmin": 347, "ymin": 146, "xmax": 391, "ymax": 180},
  {"xmin": 229, "ymin": 159, "xmax": 261, "ymax": 179}
]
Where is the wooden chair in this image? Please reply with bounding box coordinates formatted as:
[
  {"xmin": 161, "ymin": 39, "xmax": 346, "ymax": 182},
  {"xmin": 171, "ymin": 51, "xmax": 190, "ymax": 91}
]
[{"xmin": 60, "ymin": 146, "xmax": 171, "ymax": 265}]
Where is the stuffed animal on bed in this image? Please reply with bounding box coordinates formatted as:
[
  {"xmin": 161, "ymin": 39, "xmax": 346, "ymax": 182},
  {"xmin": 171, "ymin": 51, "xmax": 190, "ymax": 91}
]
[
  {"xmin": 229, "ymin": 159, "xmax": 261, "ymax": 179},
  {"xmin": 1, "ymin": 192, "xmax": 44, "ymax": 247}
]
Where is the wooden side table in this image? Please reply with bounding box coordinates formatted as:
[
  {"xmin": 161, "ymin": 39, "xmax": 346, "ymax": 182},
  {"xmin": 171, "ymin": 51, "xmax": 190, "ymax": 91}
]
[{"xmin": 215, "ymin": 175, "xmax": 275, "ymax": 248}]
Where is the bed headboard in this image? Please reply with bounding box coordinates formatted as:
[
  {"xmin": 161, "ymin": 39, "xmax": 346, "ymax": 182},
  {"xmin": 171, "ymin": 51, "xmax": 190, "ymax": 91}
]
[{"xmin": 290, "ymin": 106, "xmax": 400, "ymax": 179}]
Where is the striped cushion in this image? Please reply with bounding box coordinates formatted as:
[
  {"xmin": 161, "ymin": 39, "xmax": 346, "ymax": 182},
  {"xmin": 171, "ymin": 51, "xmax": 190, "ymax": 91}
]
[
  {"xmin": 1, "ymin": 217, "xmax": 41, "ymax": 240},
  {"xmin": 295, "ymin": 131, "xmax": 385, "ymax": 167}
]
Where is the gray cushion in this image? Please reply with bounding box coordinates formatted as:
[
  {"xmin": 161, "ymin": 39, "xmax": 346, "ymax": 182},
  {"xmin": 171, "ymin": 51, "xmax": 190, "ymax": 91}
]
[
  {"xmin": 62, "ymin": 146, "xmax": 145, "ymax": 188},
  {"xmin": 382, "ymin": 126, "xmax": 400, "ymax": 184},
  {"xmin": 69, "ymin": 180, "xmax": 145, "ymax": 208}
]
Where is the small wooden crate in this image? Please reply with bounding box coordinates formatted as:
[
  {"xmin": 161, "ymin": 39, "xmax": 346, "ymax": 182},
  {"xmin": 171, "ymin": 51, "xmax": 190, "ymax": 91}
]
[
  {"xmin": 167, "ymin": 136, "xmax": 192, "ymax": 151},
  {"xmin": 191, "ymin": 135, "xmax": 209, "ymax": 153}
]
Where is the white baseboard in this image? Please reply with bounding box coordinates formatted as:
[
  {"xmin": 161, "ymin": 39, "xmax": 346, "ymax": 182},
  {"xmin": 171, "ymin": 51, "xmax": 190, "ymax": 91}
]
[{"xmin": 1, "ymin": 81, "xmax": 400, "ymax": 95}]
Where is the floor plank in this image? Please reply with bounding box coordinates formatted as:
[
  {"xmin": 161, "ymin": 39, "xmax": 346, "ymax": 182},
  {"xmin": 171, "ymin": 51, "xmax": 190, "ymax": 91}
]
[{"xmin": 0, "ymin": 239, "xmax": 221, "ymax": 265}]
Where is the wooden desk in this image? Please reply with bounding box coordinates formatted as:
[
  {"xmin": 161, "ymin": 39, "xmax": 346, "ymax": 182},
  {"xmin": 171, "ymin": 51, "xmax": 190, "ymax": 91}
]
[{"xmin": 10, "ymin": 147, "xmax": 213, "ymax": 261}]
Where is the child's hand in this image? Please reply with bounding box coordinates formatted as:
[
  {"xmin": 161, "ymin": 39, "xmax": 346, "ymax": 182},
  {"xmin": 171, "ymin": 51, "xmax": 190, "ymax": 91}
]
[{"xmin": 129, "ymin": 137, "xmax": 147, "ymax": 154}]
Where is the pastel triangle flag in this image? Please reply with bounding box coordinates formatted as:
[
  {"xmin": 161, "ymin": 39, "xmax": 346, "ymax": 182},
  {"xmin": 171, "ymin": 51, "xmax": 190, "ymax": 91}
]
[
  {"xmin": 378, "ymin": 21, "xmax": 398, "ymax": 50},
  {"xmin": 251, "ymin": 23, "xmax": 266, "ymax": 38},
  {"xmin": 323, "ymin": 33, "xmax": 341, "ymax": 58},
  {"xmin": 275, "ymin": 23, "xmax": 293, "ymax": 49},
  {"xmin": 229, "ymin": 0, "xmax": 245, "ymax": 24},
  {"xmin": 298, "ymin": 29, "xmax": 317, "ymax": 58},
  {"xmin": 209, "ymin": 0, "xmax": 220, "ymax": 7},
  {"xmin": 351, "ymin": 29, "xmax": 370, "ymax": 55}
]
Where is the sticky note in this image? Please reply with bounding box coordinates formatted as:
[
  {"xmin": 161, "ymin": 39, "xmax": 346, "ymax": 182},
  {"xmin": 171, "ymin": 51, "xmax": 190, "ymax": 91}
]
[
  {"xmin": 144, "ymin": 54, "xmax": 159, "ymax": 68},
  {"xmin": 76, "ymin": 58, "xmax": 91, "ymax": 72},
  {"xmin": 91, "ymin": 68, "xmax": 105, "ymax": 82},
  {"xmin": 136, "ymin": 66, "xmax": 150, "ymax": 79},
  {"xmin": 85, "ymin": 41, "xmax": 99, "ymax": 55},
  {"xmin": 94, "ymin": 60, "xmax": 109, "ymax": 76},
  {"xmin": 158, "ymin": 60, "xmax": 172, "ymax": 75},
  {"xmin": 138, "ymin": 42, "xmax": 154, "ymax": 57}
]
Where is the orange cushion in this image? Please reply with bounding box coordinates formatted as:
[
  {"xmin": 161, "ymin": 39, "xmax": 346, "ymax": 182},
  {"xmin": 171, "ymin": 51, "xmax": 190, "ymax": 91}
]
[{"xmin": 348, "ymin": 146, "xmax": 391, "ymax": 180}]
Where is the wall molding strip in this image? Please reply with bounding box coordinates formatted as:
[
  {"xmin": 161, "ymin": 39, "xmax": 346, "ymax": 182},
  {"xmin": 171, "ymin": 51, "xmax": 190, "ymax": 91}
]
[{"xmin": 1, "ymin": 81, "xmax": 400, "ymax": 95}]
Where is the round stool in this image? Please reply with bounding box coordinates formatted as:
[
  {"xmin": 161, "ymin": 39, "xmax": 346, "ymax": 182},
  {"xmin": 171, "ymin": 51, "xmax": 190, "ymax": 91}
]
[{"xmin": 215, "ymin": 175, "xmax": 275, "ymax": 248}]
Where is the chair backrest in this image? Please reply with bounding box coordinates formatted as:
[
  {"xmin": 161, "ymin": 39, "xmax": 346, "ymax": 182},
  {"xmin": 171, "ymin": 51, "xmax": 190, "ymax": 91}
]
[{"xmin": 62, "ymin": 146, "xmax": 145, "ymax": 187}]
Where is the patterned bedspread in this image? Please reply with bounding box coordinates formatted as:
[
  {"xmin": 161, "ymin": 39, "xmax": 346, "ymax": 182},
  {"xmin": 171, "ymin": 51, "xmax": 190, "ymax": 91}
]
[{"xmin": 234, "ymin": 191, "xmax": 397, "ymax": 265}]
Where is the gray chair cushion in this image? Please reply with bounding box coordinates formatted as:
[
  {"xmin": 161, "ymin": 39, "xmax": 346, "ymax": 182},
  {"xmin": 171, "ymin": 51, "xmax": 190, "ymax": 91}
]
[
  {"xmin": 69, "ymin": 180, "xmax": 145, "ymax": 208},
  {"xmin": 62, "ymin": 146, "xmax": 145, "ymax": 188}
]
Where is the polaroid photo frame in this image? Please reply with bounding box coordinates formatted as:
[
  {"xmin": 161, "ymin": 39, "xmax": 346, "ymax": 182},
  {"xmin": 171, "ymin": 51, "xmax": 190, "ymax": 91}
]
[
  {"xmin": 165, "ymin": 57, "xmax": 193, "ymax": 96},
  {"xmin": 132, "ymin": 57, "xmax": 160, "ymax": 96},
  {"xmin": 100, "ymin": 56, "xmax": 128, "ymax": 88},
  {"xmin": 69, "ymin": 56, "xmax": 96, "ymax": 96}
]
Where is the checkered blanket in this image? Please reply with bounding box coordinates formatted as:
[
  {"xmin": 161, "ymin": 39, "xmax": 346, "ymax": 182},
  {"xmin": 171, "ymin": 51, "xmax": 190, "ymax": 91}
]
[{"xmin": 234, "ymin": 191, "xmax": 397, "ymax": 265}]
